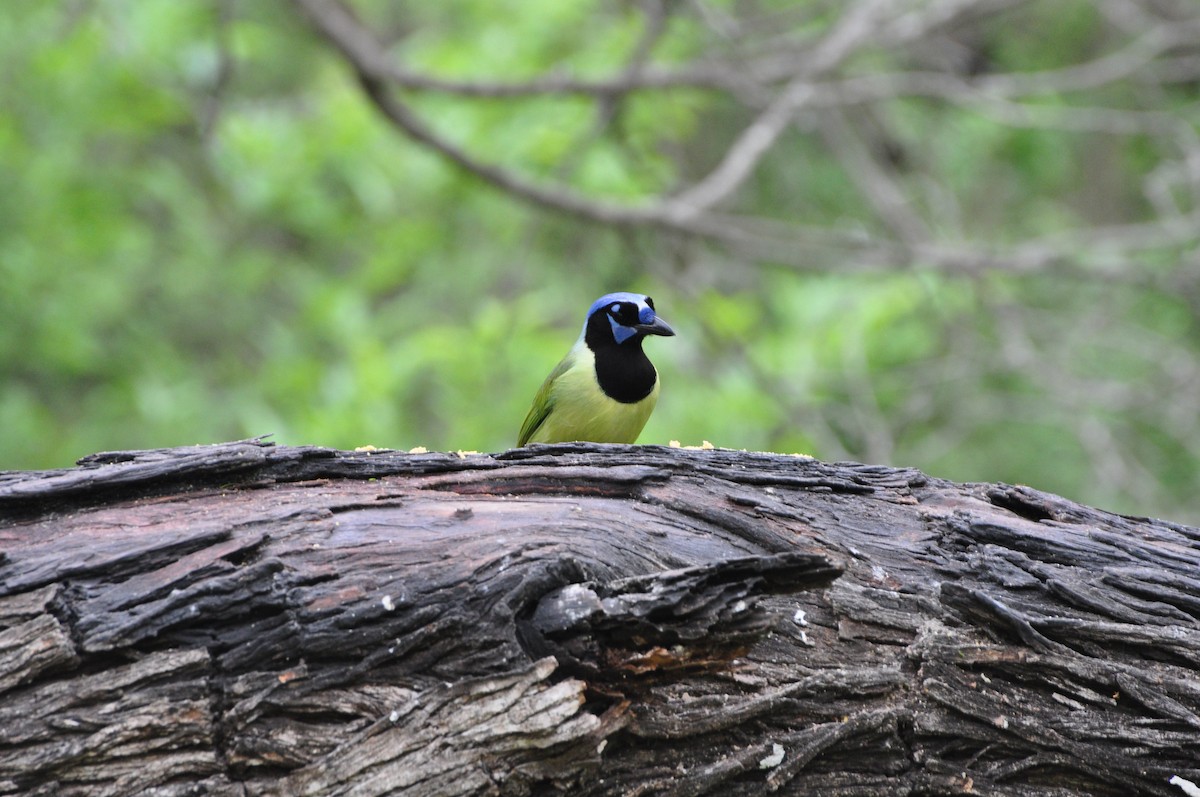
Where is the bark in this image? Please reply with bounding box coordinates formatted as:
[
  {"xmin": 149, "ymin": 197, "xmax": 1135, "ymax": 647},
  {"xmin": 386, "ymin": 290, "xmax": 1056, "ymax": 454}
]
[{"xmin": 0, "ymin": 439, "xmax": 1197, "ymax": 796}]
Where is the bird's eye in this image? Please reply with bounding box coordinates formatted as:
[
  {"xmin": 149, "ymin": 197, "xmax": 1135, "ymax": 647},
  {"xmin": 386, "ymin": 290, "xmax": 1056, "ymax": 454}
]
[{"xmin": 610, "ymin": 304, "xmax": 620, "ymax": 314}]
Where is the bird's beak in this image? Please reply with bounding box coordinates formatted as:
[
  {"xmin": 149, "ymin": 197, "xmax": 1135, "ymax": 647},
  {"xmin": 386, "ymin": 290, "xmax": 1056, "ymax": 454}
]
[{"xmin": 637, "ymin": 317, "xmax": 675, "ymax": 337}]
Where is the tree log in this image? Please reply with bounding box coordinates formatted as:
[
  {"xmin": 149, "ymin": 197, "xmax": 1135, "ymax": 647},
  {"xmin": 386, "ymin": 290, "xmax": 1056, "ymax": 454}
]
[{"xmin": 0, "ymin": 439, "xmax": 1197, "ymax": 796}]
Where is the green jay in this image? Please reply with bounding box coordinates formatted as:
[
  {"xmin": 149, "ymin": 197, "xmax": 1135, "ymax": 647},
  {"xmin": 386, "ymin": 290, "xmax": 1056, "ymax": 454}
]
[{"xmin": 518, "ymin": 292, "xmax": 675, "ymax": 446}]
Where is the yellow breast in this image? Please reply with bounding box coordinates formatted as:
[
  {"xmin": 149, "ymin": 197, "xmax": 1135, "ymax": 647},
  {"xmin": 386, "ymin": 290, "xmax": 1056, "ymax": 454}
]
[{"xmin": 526, "ymin": 345, "xmax": 659, "ymax": 444}]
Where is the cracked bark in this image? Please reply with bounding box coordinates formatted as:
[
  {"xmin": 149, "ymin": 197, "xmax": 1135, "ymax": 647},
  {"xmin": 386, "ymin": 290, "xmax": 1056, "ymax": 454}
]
[{"xmin": 0, "ymin": 439, "xmax": 1197, "ymax": 796}]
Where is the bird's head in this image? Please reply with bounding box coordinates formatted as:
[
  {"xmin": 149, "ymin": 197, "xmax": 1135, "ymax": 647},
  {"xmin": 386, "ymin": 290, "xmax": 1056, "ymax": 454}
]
[{"xmin": 583, "ymin": 292, "xmax": 675, "ymax": 347}]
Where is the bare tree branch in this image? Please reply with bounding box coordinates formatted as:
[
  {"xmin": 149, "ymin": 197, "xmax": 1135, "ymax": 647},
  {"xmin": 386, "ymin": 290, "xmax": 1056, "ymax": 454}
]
[
  {"xmin": 553, "ymin": 0, "xmax": 672, "ymax": 180},
  {"xmin": 287, "ymin": 6, "xmax": 1197, "ymax": 107},
  {"xmin": 804, "ymin": 22, "xmax": 1200, "ymax": 108},
  {"xmin": 290, "ymin": 0, "xmax": 678, "ymax": 230},
  {"xmin": 817, "ymin": 108, "xmax": 931, "ymax": 246},
  {"xmin": 291, "ymin": 0, "xmax": 1200, "ymax": 291},
  {"xmin": 197, "ymin": 0, "xmax": 236, "ymax": 147},
  {"xmin": 665, "ymin": 0, "xmax": 903, "ymax": 220},
  {"xmin": 288, "ymin": 0, "xmax": 922, "ymax": 239}
]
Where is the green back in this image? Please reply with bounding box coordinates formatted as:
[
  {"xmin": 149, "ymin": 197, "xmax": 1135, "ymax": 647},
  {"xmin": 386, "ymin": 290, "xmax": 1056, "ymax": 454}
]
[{"xmin": 517, "ymin": 353, "xmax": 574, "ymax": 446}]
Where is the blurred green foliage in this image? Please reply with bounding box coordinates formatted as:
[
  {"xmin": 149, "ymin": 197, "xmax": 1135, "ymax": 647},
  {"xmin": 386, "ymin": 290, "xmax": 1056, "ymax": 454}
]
[{"xmin": 1, "ymin": 1, "xmax": 1198, "ymax": 523}]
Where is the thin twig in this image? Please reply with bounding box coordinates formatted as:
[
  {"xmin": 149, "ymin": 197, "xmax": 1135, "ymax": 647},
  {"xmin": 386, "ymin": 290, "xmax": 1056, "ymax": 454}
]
[
  {"xmin": 666, "ymin": 0, "xmax": 901, "ymax": 220},
  {"xmin": 199, "ymin": 0, "xmax": 238, "ymax": 147},
  {"xmin": 817, "ymin": 108, "xmax": 930, "ymax": 246},
  {"xmin": 291, "ymin": 0, "xmax": 1200, "ymax": 291}
]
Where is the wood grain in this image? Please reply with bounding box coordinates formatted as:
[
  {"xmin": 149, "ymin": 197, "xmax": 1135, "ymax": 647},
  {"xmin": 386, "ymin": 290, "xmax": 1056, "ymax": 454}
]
[{"xmin": 0, "ymin": 439, "xmax": 1196, "ymax": 795}]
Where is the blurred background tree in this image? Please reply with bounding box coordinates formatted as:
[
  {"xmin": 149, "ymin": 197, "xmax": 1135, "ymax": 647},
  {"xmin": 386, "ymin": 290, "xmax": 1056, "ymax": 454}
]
[{"xmin": 2, "ymin": 0, "xmax": 1198, "ymax": 522}]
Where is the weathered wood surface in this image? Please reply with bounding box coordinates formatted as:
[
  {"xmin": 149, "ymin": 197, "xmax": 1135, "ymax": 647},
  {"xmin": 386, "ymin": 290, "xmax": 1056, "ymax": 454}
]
[{"xmin": 0, "ymin": 439, "xmax": 1198, "ymax": 796}]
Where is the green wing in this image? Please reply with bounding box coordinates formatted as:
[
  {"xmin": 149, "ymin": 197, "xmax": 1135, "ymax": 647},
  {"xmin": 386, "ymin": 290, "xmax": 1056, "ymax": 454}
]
[{"xmin": 517, "ymin": 352, "xmax": 574, "ymax": 446}]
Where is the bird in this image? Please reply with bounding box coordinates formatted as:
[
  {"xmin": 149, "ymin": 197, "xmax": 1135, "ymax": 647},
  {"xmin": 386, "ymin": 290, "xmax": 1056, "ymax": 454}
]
[{"xmin": 518, "ymin": 292, "xmax": 675, "ymax": 446}]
